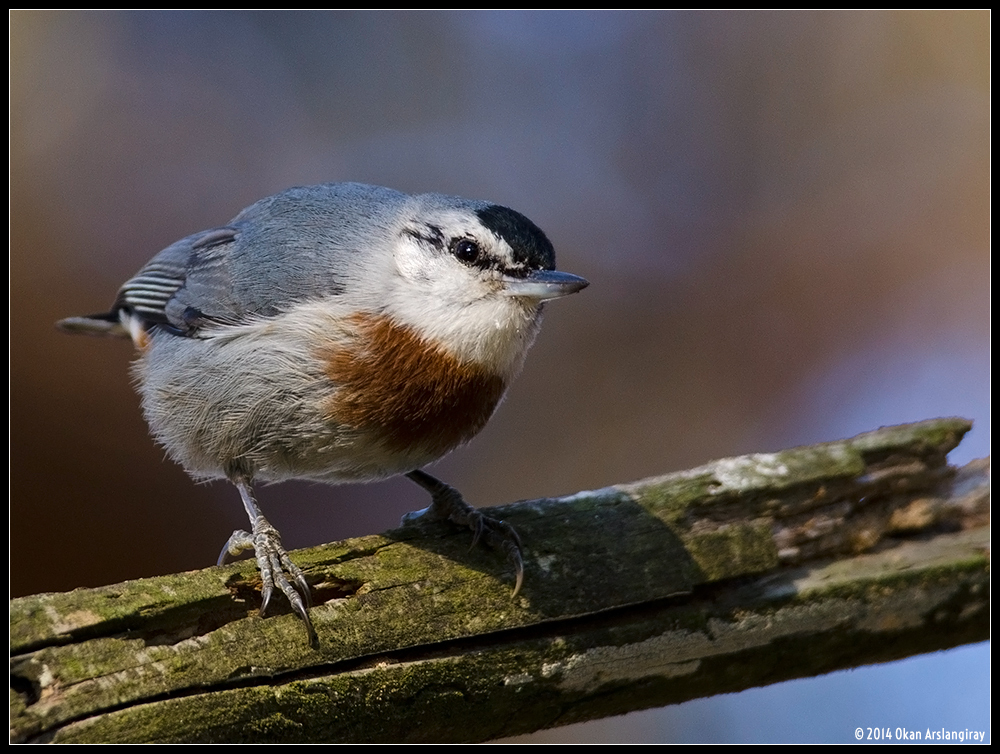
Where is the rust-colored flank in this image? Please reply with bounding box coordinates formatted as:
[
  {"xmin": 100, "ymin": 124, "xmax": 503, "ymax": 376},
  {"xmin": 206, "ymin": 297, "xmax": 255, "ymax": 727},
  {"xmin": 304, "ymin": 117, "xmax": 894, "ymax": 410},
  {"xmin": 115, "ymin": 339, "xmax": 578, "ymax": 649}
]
[{"xmin": 322, "ymin": 313, "xmax": 507, "ymax": 457}]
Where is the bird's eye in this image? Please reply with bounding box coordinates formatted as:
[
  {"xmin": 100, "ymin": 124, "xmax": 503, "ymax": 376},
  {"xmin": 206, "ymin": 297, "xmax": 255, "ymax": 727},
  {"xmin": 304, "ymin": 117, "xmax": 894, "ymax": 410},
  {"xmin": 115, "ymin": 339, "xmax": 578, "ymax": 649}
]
[{"xmin": 452, "ymin": 239, "xmax": 481, "ymax": 264}]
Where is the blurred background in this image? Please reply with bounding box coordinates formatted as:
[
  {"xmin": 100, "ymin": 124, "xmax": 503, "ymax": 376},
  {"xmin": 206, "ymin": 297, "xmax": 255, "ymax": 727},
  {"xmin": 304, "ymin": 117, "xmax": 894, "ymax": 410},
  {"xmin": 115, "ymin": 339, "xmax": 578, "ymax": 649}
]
[{"xmin": 11, "ymin": 10, "xmax": 988, "ymax": 743}]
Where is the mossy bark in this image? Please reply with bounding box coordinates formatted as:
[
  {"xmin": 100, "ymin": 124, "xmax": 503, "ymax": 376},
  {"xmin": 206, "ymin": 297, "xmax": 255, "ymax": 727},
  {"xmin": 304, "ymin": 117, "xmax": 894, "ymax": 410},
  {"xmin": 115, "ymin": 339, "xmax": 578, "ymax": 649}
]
[{"xmin": 10, "ymin": 418, "xmax": 988, "ymax": 742}]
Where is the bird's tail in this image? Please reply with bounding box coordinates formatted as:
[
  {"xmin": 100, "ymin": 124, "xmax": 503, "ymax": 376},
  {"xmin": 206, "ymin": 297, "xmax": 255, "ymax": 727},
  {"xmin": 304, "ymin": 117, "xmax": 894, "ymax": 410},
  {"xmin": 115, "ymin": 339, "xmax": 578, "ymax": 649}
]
[{"xmin": 56, "ymin": 313, "xmax": 129, "ymax": 339}]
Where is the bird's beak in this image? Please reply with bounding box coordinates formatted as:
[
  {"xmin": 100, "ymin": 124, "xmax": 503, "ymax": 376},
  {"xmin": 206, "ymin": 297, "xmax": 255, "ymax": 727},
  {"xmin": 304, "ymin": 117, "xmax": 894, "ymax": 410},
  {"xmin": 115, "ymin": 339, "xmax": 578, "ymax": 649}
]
[{"xmin": 502, "ymin": 269, "xmax": 590, "ymax": 301}]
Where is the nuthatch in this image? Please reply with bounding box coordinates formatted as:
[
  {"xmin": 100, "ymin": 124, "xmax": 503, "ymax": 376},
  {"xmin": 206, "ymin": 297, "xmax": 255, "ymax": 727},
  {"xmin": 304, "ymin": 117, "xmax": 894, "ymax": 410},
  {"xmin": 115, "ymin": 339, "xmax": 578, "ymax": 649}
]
[{"xmin": 58, "ymin": 182, "xmax": 588, "ymax": 642}]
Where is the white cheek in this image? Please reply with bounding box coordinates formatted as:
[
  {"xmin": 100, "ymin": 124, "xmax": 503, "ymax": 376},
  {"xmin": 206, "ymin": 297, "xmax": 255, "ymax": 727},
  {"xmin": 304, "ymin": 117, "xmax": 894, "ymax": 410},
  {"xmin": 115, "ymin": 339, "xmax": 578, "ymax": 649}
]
[{"xmin": 394, "ymin": 238, "xmax": 429, "ymax": 281}]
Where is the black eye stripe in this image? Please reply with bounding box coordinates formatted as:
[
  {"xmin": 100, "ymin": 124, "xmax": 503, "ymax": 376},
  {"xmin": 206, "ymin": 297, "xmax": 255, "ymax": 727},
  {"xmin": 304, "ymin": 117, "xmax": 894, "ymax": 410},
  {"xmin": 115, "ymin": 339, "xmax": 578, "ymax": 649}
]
[
  {"xmin": 403, "ymin": 224, "xmax": 446, "ymax": 251},
  {"xmin": 406, "ymin": 211, "xmax": 552, "ymax": 277},
  {"xmin": 449, "ymin": 236, "xmax": 512, "ymax": 273}
]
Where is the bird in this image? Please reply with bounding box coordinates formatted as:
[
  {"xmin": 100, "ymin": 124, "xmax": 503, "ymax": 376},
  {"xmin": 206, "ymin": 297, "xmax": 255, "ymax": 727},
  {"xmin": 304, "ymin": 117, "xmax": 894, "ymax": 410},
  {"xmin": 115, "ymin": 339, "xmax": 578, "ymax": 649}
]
[{"xmin": 57, "ymin": 181, "xmax": 589, "ymax": 643}]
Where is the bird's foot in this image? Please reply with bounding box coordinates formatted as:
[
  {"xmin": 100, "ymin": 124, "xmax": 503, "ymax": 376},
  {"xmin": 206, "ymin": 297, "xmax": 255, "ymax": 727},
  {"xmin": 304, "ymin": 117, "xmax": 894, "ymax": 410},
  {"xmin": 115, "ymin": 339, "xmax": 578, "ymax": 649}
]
[
  {"xmin": 405, "ymin": 470, "xmax": 524, "ymax": 596},
  {"xmin": 219, "ymin": 515, "xmax": 317, "ymax": 645}
]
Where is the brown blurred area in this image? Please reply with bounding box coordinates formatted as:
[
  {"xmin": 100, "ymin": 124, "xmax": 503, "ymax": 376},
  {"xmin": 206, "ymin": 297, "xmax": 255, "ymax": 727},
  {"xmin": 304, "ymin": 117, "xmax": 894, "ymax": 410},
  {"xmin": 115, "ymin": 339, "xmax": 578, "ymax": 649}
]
[{"xmin": 10, "ymin": 11, "xmax": 989, "ymax": 743}]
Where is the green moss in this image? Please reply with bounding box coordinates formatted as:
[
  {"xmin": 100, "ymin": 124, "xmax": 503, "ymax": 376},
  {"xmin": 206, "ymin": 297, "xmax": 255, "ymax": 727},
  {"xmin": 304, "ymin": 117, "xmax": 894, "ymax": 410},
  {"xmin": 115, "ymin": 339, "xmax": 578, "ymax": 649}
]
[
  {"xmin": 684, "ymin": 520, "xmax": 779, "ymax": 580},
  {"xmin": 626, "ymin": 472, "xmax": 721, "ymax": 524}
]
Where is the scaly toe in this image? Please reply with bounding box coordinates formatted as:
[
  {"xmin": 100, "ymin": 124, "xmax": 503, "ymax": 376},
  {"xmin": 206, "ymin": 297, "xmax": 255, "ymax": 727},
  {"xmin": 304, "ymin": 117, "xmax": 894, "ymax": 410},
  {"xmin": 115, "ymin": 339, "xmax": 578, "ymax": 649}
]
[{"xmin": 218, "ymin": 517, "xmax": 316, "ymax": 644}]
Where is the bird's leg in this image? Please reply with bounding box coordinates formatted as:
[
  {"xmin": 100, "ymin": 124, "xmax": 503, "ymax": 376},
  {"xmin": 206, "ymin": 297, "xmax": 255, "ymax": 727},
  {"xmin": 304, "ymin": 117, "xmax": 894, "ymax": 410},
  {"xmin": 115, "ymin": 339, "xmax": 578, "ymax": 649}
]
[
  {"xmin": 404, "ymin": 469, "xmax": 524, "ymax": 596},
  {"xmin": 219, "ymin": 476, "xmax": 317, "ymax": 644}
]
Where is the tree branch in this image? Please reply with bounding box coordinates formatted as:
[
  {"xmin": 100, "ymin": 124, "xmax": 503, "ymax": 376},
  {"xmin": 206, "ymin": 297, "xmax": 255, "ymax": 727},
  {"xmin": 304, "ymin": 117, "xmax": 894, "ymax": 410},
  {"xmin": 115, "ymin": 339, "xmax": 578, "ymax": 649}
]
[{"xmin": 10, "ymin": 418, "xmax": 989, "ymax": 743}]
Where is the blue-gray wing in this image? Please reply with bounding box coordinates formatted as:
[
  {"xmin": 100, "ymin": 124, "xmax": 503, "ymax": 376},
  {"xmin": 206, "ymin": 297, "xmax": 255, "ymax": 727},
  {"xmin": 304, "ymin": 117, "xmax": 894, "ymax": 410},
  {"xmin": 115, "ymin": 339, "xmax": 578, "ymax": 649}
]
[
  {"xmin": 61, "ymin": 183, "xmax": 408, "ymax": 338},
  {"xmin": 55, "ymin": 226, "xmax": 242, "ymax": 338},
  {"xmin": 112, "ymin": 227, "xmax": 242, "ymax": 335}
]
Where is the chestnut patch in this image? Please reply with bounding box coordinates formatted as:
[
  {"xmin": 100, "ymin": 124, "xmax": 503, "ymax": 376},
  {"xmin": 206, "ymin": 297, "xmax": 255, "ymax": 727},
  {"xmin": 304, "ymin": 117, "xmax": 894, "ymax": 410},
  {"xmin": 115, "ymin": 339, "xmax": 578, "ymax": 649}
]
[{"xmin": 322, "ymin": 313, "xmax": 507, "ymax": 457}]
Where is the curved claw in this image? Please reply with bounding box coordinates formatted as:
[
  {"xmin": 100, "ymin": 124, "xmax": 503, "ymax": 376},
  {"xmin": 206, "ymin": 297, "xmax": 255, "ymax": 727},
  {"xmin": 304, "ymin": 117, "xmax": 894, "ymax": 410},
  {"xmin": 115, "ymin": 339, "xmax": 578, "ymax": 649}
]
[
  {"xmin": 469, "ymin": 516, "xmax": 486, "ymax": 550},
  {"xmin": 472, "ymin": 513, "xmax": 524, "ymax": 598},
  {"xmin": 218, "ymin": 530, "xmax": 252, "ymax": 567},
  {"xmin": 220, "ymin": 482, "xmax": 317, "ymax": 645},
  {"xmin": 510, "ymin": 545, "xmax": 524, "ymax": 598},
  {"xmin": 494, "ymin": 531, "xmax": 524, "ymax": 597}
]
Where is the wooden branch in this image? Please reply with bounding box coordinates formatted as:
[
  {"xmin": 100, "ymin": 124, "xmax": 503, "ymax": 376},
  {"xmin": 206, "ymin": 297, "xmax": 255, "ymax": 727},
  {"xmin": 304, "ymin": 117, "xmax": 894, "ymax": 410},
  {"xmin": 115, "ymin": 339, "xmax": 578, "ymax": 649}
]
[{"xmin": 10, "ymin": 418, "xmax": 989, "ymax": 743}]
